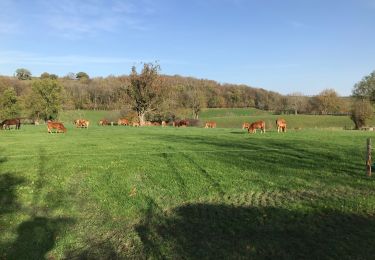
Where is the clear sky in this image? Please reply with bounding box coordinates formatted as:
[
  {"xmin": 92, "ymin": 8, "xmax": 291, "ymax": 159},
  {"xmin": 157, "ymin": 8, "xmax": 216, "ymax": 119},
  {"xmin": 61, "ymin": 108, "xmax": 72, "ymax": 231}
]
[{"xmin": 0, "ymin": 0, "xmax": 374, "ymax": 96}]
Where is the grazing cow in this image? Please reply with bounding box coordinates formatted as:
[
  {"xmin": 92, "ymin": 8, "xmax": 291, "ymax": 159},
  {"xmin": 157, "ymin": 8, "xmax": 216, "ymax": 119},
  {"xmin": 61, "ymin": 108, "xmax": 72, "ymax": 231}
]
[
  {"xmin": 248, "ymin": 120, "xmax": 266, "ymax": 134},
  {"xmin": 162, "ymin": 121, "xmax": 167, "ymax": 127},
  {"xmin": 173, "ymin": 120, "xmax": 189, "ymax": 127},
  {"xmin": 205, "ymin": 121, "xmax": 217, "ymax": 128},
  {"xmin": 242, "ymin": 122, "xmax": 251, "ymax": 130},
  {"xmin": 99, "ymin": 119, "xmax": 109, "ymax": 126},
  {"xmin": 47, "ymin": 121, "xmax": 67, "ymax": 133},
  {"xmin": 152, "ymin": 122, "xmax": 161, "ymax": 126},
  {"xmin": 118, "ymin": 118, "xmax": 129, "ymax": 126},
  {"xmin": 75, "ymin": 119, "xmax": 89, "ymax": 128},
  {"xmin": 132, "ymin": 122, "xmax": 140, "ymax": 127},
  {"xmin": 0, "ymin": 118, "xmax": 21, "ymax": 130},
  {"xmin": 276, "ymin": 118, "xmax": 287, "ymax": 133}
]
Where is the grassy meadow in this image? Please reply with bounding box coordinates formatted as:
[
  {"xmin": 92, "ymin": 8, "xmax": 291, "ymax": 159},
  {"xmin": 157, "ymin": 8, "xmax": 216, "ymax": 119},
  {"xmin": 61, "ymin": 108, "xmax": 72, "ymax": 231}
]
[{"xmin": 1, "ymin": 109, "xmax": 375, "ymax": 259}]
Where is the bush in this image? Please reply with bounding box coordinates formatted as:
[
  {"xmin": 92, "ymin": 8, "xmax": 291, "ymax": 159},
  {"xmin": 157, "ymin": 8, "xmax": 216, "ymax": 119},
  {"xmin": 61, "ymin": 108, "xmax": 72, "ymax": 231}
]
[{"xmin": 350, "ymin": 100, "xmax": 374, "ymax": 129}]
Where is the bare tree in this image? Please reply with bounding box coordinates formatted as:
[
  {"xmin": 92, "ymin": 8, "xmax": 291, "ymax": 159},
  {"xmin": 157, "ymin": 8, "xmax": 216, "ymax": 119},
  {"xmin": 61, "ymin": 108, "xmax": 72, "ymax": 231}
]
[{"xmin": 287, "ymin": 92, "xmax": 306, "ymax": 115}]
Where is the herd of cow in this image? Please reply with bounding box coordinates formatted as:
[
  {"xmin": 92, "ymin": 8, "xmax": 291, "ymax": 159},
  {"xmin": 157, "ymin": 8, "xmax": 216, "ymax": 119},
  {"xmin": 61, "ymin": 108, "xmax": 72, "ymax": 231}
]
[{"xmin": 0, "ymin": 117, "xmax": 287, "ymax": 134}]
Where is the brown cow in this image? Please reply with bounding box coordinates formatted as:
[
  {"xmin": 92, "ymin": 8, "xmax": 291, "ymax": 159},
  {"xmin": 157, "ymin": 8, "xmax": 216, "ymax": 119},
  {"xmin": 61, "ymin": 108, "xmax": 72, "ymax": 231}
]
[
  {"xmin": 205, "ymin": 121, "xmax": 217, "ymax": 128},
  {"xmin": 47, "ymin": 121, "xmax": 67, "ymax": 133},
  {"xmin": 248, "ymin": 120, "xmax": 266, "ymax": 134},
  {"xmin": 173, "ymin": 120, "xmax": 189, "ymax": 127},
  {"xmin": 0, "ymin": 118, "xmax": 21, "ymax": 130},
  {"xmin": 75, "ymin": 119, "xmax": 89, "ymax": 128},
  {"xmin": 132, "ymin": 122, "xmax": 140, "ymax": 127},
  {"xmin": 99, "ymin": 119, "xmax": 109, "ymax": 126},
  {"xmin": 118, "ymin": 118, "xmax": 129, "ymax": 126},
  {"xmin": 242, "ymin": 122, "xmax": 250, "ymax": 130},
  {"xmin": 276, "ymin": 118, "xmax": 287, "ymax": 133},
  {"xmin": 161, "ymin": 121, "xmax": 167, "ymax": 127}
]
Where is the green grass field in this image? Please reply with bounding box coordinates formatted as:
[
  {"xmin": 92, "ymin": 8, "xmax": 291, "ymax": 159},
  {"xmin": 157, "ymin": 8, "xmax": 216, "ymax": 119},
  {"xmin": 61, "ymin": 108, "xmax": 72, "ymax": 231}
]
[
  {"xmin": 1, "ymin": 110, "xmax": 375, "ymax": 259},
  {"xmin": 57, "ymin": 108, "xmax": 375, "ymax": 129}
]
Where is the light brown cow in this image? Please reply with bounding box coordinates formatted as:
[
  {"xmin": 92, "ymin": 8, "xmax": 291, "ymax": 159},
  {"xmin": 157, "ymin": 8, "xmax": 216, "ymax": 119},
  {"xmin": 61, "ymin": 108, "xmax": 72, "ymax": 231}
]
[
  {"xmin": 205, "ymin": 121, "xmax": 217, "ymax": 128},
  {"xmin": 47, "ymin": 121, "xmax": 67, "ymax": 133},
  {"xmin": 99, "ymin": 119, "xmax": 109, "ymax": 126},
  {"xmin": 248, "ymin": 120, "xmax": 266, "ymax": 134},
  {"xmin": 75, "ymin": 119, "xmax": 89, "ymax": 128},
  {"xmin": 132, "ymin": 122, "xmax": 140, "ymax": 127},
  {"xmin": 276, "ymin": 118, "xmax": 287, "ymax": 133},
  {"xmin": 162, "ymin": 121, "xmax": 167, "ymax": 127},
  {"xmin": 118, "ymin": 118, "xmax": 129, "ymax": 126},
  {"xmin": 242, "ymin": 122, "xmax": 251, "ymax": 130}
]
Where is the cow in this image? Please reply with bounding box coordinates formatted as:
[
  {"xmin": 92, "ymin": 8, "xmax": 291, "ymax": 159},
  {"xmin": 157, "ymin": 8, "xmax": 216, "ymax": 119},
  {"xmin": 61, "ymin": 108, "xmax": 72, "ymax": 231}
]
[
  {"xmin": 152, "ymin": 122, "xmax": 161, "ymax": 126},
  {"xmin": 118, "ymin": 118, "xmax": 129, "ymax": 126},
  {"xmin": 276, "ymin": 118, "xmax": 287, "ymax": 133},
  {"xmin": 99, "ymin": 119, "xmax": 109, "ymax": 126},
  {"xmin": 242, "ymin": 122, "xmax": 251, "ymax": 130},
  {"xmin": 0, "ymin": 118, "xmax": 21, "ymax": 130},
  {"xmin": 47, "ymin": 121, "xmax": 67, "ymax": 133},
  {"xmin": 162, "ymin": 121, "xmax": 167, "ymax": 127},
  {"xmin": 132, "ymin": 122, "xmax": 140, "ymax": 127},
  {"xmin": 173, "ymin": 120, "xmax": 189, "ymax": 127},
  {"xmin": 248, "ymin": 120, "xmax": 266, "ymax": 134},
  {"xmin": 205, "ymin": 121, "xmax": 217, "ymax": 128},
  {"xmin": 75, "ymin": 119, "xmax": 89, "ymax": 128}
]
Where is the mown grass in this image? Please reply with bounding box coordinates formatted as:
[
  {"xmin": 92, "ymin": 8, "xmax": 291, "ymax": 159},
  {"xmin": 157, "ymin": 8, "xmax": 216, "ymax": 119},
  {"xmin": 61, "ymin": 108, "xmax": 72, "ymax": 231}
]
[
  {"xmin": 1, "ymin": 122, "xmax": 375, "ymax": 259},
  {"xmin": 58, "ymin": 108, "xmax": 375, "ymax": 129}
]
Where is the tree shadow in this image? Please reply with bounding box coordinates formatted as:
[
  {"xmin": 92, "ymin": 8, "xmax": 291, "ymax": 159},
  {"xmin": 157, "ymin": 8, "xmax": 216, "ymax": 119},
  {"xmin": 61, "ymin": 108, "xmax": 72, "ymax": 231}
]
[
  {"xmin": 1, "ymin": 149, "xmax": 75, "ymax": 260},
  {"xmin": 136, "ymin": 202, "xmax": 375, "ymax": 259},
  {"xmin": 0, "ymin": 173, "xmax": 25, "ymax": 216},
  {"xmin": 6, "ymin": 216, "xmax": 74, "ymax": 260}
]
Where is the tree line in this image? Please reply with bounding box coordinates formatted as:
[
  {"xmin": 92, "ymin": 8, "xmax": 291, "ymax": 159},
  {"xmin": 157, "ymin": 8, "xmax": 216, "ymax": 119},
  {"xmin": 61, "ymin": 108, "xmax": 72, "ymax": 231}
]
[{"xmin": 0, "ymin": 64, "xmax": 372, "ymax": 127}]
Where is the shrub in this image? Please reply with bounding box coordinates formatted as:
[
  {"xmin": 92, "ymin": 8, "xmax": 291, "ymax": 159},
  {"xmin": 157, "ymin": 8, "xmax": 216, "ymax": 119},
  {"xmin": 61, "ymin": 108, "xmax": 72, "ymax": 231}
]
[{"xmin": 350, "ymin": 100, "xmax": 374, "ymax": 129}]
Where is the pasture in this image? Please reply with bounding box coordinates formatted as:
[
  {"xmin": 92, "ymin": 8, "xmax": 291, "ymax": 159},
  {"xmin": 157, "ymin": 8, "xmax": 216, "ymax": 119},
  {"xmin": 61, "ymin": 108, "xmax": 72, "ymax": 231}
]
[{"xmin": 1, "ymin": 116, "xmax": 375, "ymax": 259}]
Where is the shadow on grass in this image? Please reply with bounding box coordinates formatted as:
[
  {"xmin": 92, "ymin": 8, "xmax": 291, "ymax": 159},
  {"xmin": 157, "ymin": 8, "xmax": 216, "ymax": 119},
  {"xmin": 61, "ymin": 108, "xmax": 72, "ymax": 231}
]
[
  {"xmin": 6, "ymin": 216, "xmax": 74, "ymax": 260},
  {"xmin": 0, "ymin": 173, "xmax": 25, "ymax": 216},
  {"xmin": 63, "ymin": 241, "xmax": 122, "ymax": 260},
  {"xmin": 1, "ymin": 149, "xmax": 75, "ymax": 260},
  {"xmin": 136, "ymin": 202, "xmax": 375, "ymax": 259}
]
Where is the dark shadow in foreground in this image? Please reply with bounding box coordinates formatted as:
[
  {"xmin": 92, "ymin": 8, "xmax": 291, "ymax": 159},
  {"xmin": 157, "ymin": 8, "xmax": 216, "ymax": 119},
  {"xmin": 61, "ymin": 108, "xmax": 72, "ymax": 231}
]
[
  {"xmin": 136, "ymin": 203, "xmax": 375, "ymax": 259},
  {"xmin": 6, "ymin": 216, "xmax": 74, "ymax": 260}
]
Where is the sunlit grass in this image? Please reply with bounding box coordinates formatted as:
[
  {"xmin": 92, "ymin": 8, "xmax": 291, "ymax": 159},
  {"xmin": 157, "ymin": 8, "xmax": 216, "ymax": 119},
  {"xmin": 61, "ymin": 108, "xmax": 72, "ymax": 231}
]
[{"xmin": 1, "ymin": 122, "xmax": 375, "ymax": 259}]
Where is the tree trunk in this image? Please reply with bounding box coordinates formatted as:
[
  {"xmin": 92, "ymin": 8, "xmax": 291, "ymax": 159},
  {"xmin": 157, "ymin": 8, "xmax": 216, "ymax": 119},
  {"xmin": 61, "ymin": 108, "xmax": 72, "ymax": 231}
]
[{"xmin": 138, "ymin": 113, "xmax": 146, "ymax": 126}]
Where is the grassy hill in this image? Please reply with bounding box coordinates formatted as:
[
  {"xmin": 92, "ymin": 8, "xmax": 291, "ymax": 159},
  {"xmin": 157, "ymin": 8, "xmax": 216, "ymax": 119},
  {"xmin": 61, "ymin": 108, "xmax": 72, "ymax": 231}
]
[{"xmin": 1, "ymin": 124, "xmax": 374, "ymax": 259}]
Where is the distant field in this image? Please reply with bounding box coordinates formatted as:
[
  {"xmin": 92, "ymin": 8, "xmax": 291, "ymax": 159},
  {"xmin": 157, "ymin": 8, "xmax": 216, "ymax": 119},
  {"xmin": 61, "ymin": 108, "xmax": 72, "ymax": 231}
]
[
  {"xmin": 1, "ymin": 124, "xmax": 375, "ymax": 259},
  {"xmin": 56, "ymin": 108, "xmax": 368, "ymax": 129}
]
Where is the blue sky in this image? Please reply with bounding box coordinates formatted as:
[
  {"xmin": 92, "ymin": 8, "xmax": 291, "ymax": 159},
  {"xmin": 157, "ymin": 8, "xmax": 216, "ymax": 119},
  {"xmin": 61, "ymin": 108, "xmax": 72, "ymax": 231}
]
[{"xmin": 0, "ymin": 0, "xmax": 374, "ymax": 96}]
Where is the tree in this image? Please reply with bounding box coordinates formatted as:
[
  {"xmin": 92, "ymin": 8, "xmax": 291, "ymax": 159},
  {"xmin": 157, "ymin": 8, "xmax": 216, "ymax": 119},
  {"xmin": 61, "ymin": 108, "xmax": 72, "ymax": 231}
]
[
  {"xmin": 313, "ymin": 89, "xmax": 341, "ymax": 115},
  {"xmin": 40, "ymin": 72, "xmax": 50, "ymax": 79},
  {"xmin": 15, "ymin": 68, "xmax": 32, "ymax": 80},
  {"xmin": 287, "ymin": 92, "xmax": 306, "ymax": 115},
  {"xmin": 184, "ymin": 85, "xmax": 206, "ymax": 119},
  {"xmin": 0, "ymin": 88, "xmax": 20, "ymax": 119},
  {"xmin": 352, "ymin": 71, "xmax": 375, "ymax": 102},
  {"xmin": 126, "ymin": 63, "xmax": 162, "ymax": 125},
  {"xmin": 76, "ymin": 72, "xmax": 90, "ymax": 80},
  {"xmin": 26, "ymin": 79, "xmax": 63, "ymax": 121},
  {"xmin": 40, "ymin": 72, "xmax": 58, "ymax": 80},
  {"xmin": 350, "ymin": 100, "xmax": 373, "ymax": 129}
]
